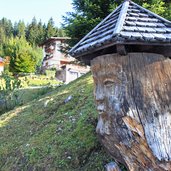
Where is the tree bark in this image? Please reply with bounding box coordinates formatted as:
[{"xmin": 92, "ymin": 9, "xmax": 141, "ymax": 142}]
[{"xmin": 91, "ymin": 53, "xmax": 171, "ymax": 171}]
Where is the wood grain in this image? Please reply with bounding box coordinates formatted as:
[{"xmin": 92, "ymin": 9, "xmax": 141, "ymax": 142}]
[{"xmin": 91, "ymin": 53, "xmax": 171, "ymax": 170}]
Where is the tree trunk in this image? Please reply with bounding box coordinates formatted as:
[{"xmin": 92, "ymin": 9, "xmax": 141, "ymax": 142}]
[{"xmin": 91, "ymin": 53, "xmax": 171, "ymax": 171}]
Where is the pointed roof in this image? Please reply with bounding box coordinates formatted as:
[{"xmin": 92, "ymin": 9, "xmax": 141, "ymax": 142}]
[
  {"xmin": 70, "ymin": 0, "xmax": 171, "ymax": 57},
  {"xmin": 40, "ymin": 37, "xmax": 70, "ymax": 46}
]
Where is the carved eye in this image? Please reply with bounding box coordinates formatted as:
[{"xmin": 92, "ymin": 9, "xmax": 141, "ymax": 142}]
[
  {"xmin": 104, "ymin": 79, "xmax": 116, "ymax": 95},
  {"xmin": 104, "ymin": 79, "xmax": 115, "ymax": 86}
]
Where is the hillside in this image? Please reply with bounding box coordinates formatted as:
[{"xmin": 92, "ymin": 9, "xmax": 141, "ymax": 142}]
[{"xmin": 0, "ymin": 73, "xmax": 114, "ymax": 171}]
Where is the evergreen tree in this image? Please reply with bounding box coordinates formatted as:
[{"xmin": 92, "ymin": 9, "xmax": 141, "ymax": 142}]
[
  {"xmin": 16, "ymin": 20, "xmax": 26, "ymax": 38},
  {"xmin": 58, "ymin": 28, "xmax": 66, "ymax": 37},
  {"xmin": 0, "ymin": 17, "xmax": 68, "ymax": 74},
  {"xmin": 26, "ymin": 17, "xmax": 39, "ymax": 45},
  {"xmin": 13, "ymin": 22, "xmax": 18, "ymax": 37},
  {"xmin": 0, "ymin": 27, "xmax": 6, "ymax": 56},
  {"xmin": 143, "ymin": 0, "xmax": 166, "ymax": 17},
  {"xmin": 0, "ymin": 18, "xmax": 13, "ymax": 46},
  {"xmin": 0, "ymin": 18, "xmax": 13, "ymax": 38},
  {"xmin": 0, "ymin": 27, "xmax": 6, "ymax": 44},
  {"xmin": 4, "ymin": 37, "xmax": 42, "ymax": 74},
  {"xmin": 36, "ymin": 20, "xmax": 46, "ymax": 45},
  {"xmin": 45, "ymin": 17, "xmax": 58, "ymax": 38},
  {"xmin": 63, "ymin": 0, "xmax": 117, "ymax": 47}
]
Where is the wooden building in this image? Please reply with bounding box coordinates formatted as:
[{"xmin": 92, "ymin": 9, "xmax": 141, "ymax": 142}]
[
  {"xmin": 69, "ymin": 0, "xmax": 171, "ymax": 170},
  {"xmin": 40, "ymin": 37, "xmax": 90, "ymax": 83},
  {"xmin": 40, "ymin": 37, "xmax": 74, "ymax": 69}
]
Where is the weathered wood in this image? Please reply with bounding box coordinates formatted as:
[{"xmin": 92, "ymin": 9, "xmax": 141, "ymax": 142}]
[
  {"xmin": 91, "ymin": 53, "xmax": 171, "ymax": 170},
  {"xmin": 106, "ymin": 162, "xmax": 121, "ymax": 171},
  {"xmin": 116, "ymin": 45, "xmax": 127, "ymax": 55}
]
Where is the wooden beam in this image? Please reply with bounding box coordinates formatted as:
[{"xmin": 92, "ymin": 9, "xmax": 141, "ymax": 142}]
[
  {"xmin": 73, "ymin": 41, "xmax": 171, "ymax": 59},
  {"xmin": 116, "ymin": 44, "xmax": 127, "ymax": 55}
]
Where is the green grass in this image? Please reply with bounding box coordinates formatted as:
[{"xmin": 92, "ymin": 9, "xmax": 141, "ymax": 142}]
[
  {"xmin": 24, "ymin": 74, "xmax": 60, "ymax": 86},
  {"xmin": 0, "ymin": 73, "xmax": 113, "ymax": 171},
  {"xmin": 26, "ymin": 77, "xmax": 60, "ymax": 86},
  {"xmin": 0, "ymin": 86, "xmax": 54, "ymax": 115},
  {"xmin": 0, "ymin": 74, "xmax": 60, "ymax": 89}
]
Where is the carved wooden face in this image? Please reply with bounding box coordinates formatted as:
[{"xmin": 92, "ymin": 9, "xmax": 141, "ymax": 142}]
[
  {"xmin": 91, "ymin": 53, "xmax": 171, "ymax": 163},
  {"xmin": 91, "ymin": 55, "xmax": 129, "ymax": 137},
  {"xmin": 92, "ymin": 62, "xmax": 126, "ymax": 114}
]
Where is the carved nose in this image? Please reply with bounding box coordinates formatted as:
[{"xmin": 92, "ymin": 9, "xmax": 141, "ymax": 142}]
[
  {"xmin": 96, "ymin": 101, "xmax": 105, "ymax": 115},
  {"xmin": 97, "ymin": 104, "xmax": 105, "ymax": 112},
  {"xmin": 95, "ymin": 93, "xmax": 104, "ymax": 101}
]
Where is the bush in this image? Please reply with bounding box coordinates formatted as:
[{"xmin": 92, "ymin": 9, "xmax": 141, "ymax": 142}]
[
  {"xmin": 0, "ymin": 73, "xmax": 29, "ymax": 114},
  {"xmin": 22, "ymin": 74, "xmax": 60, "ymax": 86},
  {"xmin": 0, "ymin": 74, "xmax": 23, "ymax": 91},
  {"xmin": 45, "ymin": 69, "xmax": 56, "ymax": 79}
]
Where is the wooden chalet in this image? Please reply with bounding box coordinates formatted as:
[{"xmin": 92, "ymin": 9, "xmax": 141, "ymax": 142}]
[
  {"xmin": 40, "ymin": 37, "xmax": 74, "ymax": 69},
  {"xmin": 69, "ymin": 0, "xmax": 171, "ymax": 170},
  {"xmin": 40, "ymin": 37, "xmax": 90, "ymax": 83}
]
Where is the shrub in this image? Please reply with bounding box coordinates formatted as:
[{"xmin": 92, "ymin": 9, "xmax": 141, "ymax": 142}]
[
  {"xmin": 0, "ymin": 73, "xmax": 28, "ymax": 114},
  {"xmin": 45, "ymin": 69, "xmax": 56, "ymax": 79}
]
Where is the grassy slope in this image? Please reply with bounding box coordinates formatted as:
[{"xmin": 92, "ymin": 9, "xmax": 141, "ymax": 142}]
[
  {"xmin": 0, "ymin": 73, "xmax": 113, "ymax": 171},
  {"xmin": 0, "ymin": 87, "xmax": 54, "ymax": 114}
]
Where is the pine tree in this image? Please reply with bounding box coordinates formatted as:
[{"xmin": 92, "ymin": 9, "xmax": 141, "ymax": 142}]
[
  {"xmin": 0, "ymin": 18, "xmax": 13, "ymax": 38},
  {"xmin": 36, "ymin": 20, "xmax": 46, "ymax": 45},
  {"xmin": 26, "ymin": 17, "xmax": 39, "ymax": 45},
  {"xmin": 45, "ymin": 18, "xmax": 58, "ymax": 39},
  {"xmin": 58, "ymin": 28, "xmax": 66, "ymax": 37},
  {"xmin": 63, "ymin": 0, "xmax": 118, "ymax": 47},
  {"xmin": 16, "ymin": 20, "xmax": 26, "ymax": 38},
  {"xmin": 4, "ymin": 37, "xmax": 41, "ymax": 74}
]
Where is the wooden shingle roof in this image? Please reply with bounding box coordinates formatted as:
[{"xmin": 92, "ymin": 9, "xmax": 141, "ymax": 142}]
[{"xmin": 70, "ymin": 0, "xmax": 171, "ymax": 58}]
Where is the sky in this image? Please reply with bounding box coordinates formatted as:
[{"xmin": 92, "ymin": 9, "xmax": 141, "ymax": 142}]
[{"xmin": 0, "ymin": 0, "xmax": 73, "ymax": 27}]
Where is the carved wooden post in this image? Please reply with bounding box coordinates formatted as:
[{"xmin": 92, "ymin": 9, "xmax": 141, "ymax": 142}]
[
  {"xmin": 69, "ymin": 0, "xmax": 171, "ymax": 170},
  {"xmin": 91, "ymin": 53, "xmax": 171, "ymax": 170}
]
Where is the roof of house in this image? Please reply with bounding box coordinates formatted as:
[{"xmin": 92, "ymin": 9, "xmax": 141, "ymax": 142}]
[
  {"xmin": 69, "ymin": 0, "xmax": 171, "ymax": 58},
  {"xmin": 40, "ymin": 37, "xmax": 70, "ymax": 46}
]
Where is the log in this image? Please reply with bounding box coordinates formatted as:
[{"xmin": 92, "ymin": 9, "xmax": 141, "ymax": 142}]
[{"xmin": 91, "ymin": 53, "xmax": 171, "ymax": 170}]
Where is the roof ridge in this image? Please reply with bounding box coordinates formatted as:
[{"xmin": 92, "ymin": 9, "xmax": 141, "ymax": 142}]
[
  {"xmin": 69, "ymin": 4, "xmax": 122, "ymax": 55},
  {"xmin": 131, "ymin": 1, "xmax": 171, "ymax": 25},
  {"xmin": 112, "ymin": 0, "xmax": 130, "ymax": 37}
]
